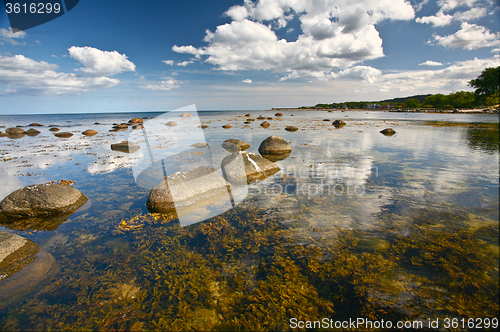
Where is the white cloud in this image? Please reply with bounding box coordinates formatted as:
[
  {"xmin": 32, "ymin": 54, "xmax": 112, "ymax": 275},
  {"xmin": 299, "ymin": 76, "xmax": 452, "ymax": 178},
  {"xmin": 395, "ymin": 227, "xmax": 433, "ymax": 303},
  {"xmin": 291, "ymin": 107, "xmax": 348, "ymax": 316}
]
[
  {"xmin": 177, "ymin": 60, "xmax": 194, "ymax": 66},
  {"xmin": 68, "ymin": 46, "xmax": 136, "ymax": 76},
  {"xmin": 419, "ymin": 60, "xmax": 443, "ymax": 66},
  {"xmin": 241, "ymin": 79, "xmax": 252, "ymax": 83},
  {"xmin": 416, "ymin": 12, "xmax": 453, "ymax": 26},
  {"xmin": 141, "ymin": 78, "xmax": 180, "ymax": 91},
  {"xmin": 453, "ymin": 7, "xmax": 487, "ymax": 20},
  {"xmin": 173, "ymin": 0, "xmax": 415, "ymax": 80},
  {"xmin": 432, "ymin": 22, "xmax": 500, "ymax": 49},
  {"xmin": 0, "ymin": 54, "xmax": 119, "ymax": 95},
  {"xmin": 0, "ymin": 28, "xmax": 27, "ymax": 45},
  {"xmin": 162, "ymin": 60, "xmax": 174, "ymax": 65}
]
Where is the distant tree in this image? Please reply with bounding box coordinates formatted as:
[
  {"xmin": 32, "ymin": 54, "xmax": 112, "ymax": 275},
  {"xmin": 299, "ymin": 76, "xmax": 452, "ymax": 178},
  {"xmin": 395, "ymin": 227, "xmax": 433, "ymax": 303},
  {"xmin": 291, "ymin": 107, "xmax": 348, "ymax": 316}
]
[
  {"xmin": 423, "ymin": 94, "xmax": 446, "ymax": 108},
  {"xmin": 404, "ymin": 98, "xmax": 420, "ymax": 108},
  {"xmin": 468, "ymin": 66, "xmax": 500, "ymax": 105},
  {"xmin": 447, "ymin": 91, "xmax": 475, "ymax": 109}
]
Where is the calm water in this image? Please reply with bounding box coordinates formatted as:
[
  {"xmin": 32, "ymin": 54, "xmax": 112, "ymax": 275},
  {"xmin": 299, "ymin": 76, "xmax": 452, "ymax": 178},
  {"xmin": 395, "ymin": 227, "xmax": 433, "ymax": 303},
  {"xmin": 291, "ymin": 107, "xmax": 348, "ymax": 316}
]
[{"xmin": 0, "ymin": 110, "xmax": 498, "ymax": 330}]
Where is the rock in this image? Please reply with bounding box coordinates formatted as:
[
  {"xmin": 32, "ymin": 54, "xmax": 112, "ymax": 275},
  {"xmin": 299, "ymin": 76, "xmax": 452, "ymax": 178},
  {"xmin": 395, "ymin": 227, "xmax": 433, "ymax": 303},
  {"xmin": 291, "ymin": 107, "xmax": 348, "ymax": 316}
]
[
  {"xmin": 267, "ymin": 117, "xmax": 273, "ymax": 120},
  {"xmin": 128, "ymin": 118, "xmax": 143, "ymax": 124},
  {"xmin": 246, "ymin": 118, "xmax": 255, "ymax": 122},
  {"xmin": 180, "ymin": 113, "xmax": 192, "ymax": 117},
  {"xmin": 285, "ymin": 126, "xmax": 298, "ymax": 132},
  {"xmin": 221, "ymin": 139, "xmax": 250, "ymax": 153},
  {"xmin": 291, "ymin": 114, "xmax": 295, "ymax": 116},
  {"xmin": 199, "ymin": 125, "xmax": 208, "ymax": 129},
  {"xmin": 132, "ymin": 125, "xmax": 143, "ymax": 130},
  {"xmin": 245, "ymin": 114, "xmax": 251, "ymax": 117},
  {"xmin": 82, "ymin": 129, "xmax": 98, "ymax": 136},
  {"xmin": 146, "ymin": 167, "xmax": 230, "ymax": 214},
  {"xmin": 323, "ymin": 119, "xmax": 330, "ymax": 121},
  {"xmin": 6, "ymin": 128, "xmax": 25, "ymax": 135},
  {"xmin": 165, "ymin": 121, "xmax": 177, "ymax": 126},
  {"xmin": 49, "ymin": 128, "xmax": 60, "ymax": 132},
  {"xmin": 260, "ymin": 121, "xmax": 270, "ymax": 128},
  {"xmin": 380, "ymin": 128, "xmax": 396, "ymax": 136},
  {"xmin": 0, "ymin": 183, "xmax": 88, "ymax": 218},
  {"xmin": 48, "ymin": 125, "xmax": 59, "ymax": 127},
  {"xmin": 112, "ymin": 124, "xmax": 128, "ymax": 129},
  {"xmin": 332, "ymin": 119, "xmax": 346, "ymax": 128},
  {"xmin": 94, "ymin": 122, "xmax": 100, "ymax": 124},
  {"xmin": 221, "ymin": 152, "xmax": 280, "ymax": 185},
  {"xmin": 0, "ymin": 233, "xmax": 58, "ymax": 311},
  {"xmin": 222, "ymin": 124, "xmax": 232, "ymax": 129},
  {"xmin": 257, "ymin": 116, "xmax": 266, "ymax": 120},
  {"xmin": 111, "ymin": 141, "xmax": 140, "ymax": 153},
  {"xmin": 28, "ymin": 123, "xmax": 43, "ymax": 127},
  {"xmin": 191, "ymin": 142, "xmax": 209, "ymax": 148},
  {"xmin": 25, "ymin": 128, "xmax": 41, "ymax": 136},
  {"xmin": 0, "ymin": 133, "xmax": 8, "ymax": 137},
  {"xmin": 275, "ymin": 112, "xmax": 283, "ymax": 116},
  {"xmin": 244, "ymin": 121, "xmax": 251, "ymax": 124},
  {"xmin": 258, "ymin": 135, "xmax": 291, "ymax": 155},
  {"xmin": 54, "ymin": 132, "xmax": 73, "ymax": 138}
]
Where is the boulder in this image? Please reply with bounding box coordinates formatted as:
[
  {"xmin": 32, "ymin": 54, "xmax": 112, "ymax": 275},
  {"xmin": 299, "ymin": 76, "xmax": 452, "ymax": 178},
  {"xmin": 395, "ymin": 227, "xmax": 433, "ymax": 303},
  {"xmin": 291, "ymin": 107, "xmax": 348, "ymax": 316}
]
[
  {"xmin": 111, "ymin": 141, "xmax": 140, "ymax": 153},
  {"xmin": 54, "ymin": 132, "xmax": 73, "ymax": 138},
  {"xmin": 94, "ymin": 122, "xmax": 100, "ymax": 125},
  {"xmin": 146, "ymin": 167, "xmax": 230, "ymax": 214},
  {"xmin": 112, "ymin": 124, "xmax": 128, "ymax": 129},
  {"xmin": 165, "ymin": 121, "xmax": 177, "ymax": 127},
  {"xmin": 260, "ymin": 121, "xmax": 270, "ymax": 128},
  {"xmin": 275, "ymin": 112, "xmax": 283, "ymax": 116},
  {"xmin": 25, "ymin": 128, "xmax": 41, "ymax": 136},
  {"xmin": 49, "ymin": 128, "xmax": 60, "ymax": 132},
  {"xmin": 180, "ymin": 113, "xmax": 193, "ymax": 117},
  {"xmin": 257, "ymin": 116, "xmax": 266, "ymax": 120},
  {"xmin": 258, "ymin": 135, "xmax": 291, "ymax": 155},
  {"xmin": 221, "ymin": 152, "xmax": 280, "ymax": 185},
  {"xmin": 0, "ymin": 232, "xmax": 58, "ymax": 311},
  {"xmin": 285, "ymin": 126, "xmax": 298, "ymax": 132},
  {"xmin": 28, "ymin": 123, "xmax": 44, "ymax": 127},
  {"xmin": 0, "ymin": 132, "xmax": 8, "ymax": 137},
  {"xmin": 221, "ymin": 139, "xmax": 250, "ymax": 153},
  {"xmin": 222, "ymin": 124, "xmax": 232, "ymax": 129},
  {"xmin": 6, "ymin": 128, "xmax": 25, "ymax": 135},
  {"xmin": 380, "ymin": 128, "xmax": 396, "ymax": 136},
  {"xmin": 245, "ymin": 114, "xmax": 252, "ymax": 117},
  {"xmin": 0, "ymin": 183, "xmax": 88, "ymax": 218},
  {"xmin": 82, "ymin": 129, "xmax": 98, "ymax": 136},
  {"xmin": 128, "ymin": 118, "xmax": 143, "ymax": 124},
  {"xmin": 332, "ymin": 119, "xmax": 346, "ymax": 128}
]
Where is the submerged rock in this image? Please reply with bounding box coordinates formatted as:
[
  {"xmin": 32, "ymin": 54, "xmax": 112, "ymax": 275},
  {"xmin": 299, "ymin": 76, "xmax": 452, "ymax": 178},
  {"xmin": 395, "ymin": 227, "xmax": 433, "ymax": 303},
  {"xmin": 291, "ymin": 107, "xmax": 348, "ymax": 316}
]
[
  {"xmin": 54, "ymin": 132, "xmax": 73, "ymax": 138},
  {"xmin": 0, "ymin": 232, "xmax": 39, "ymax": 281},
  {"xmin": 111, "ymin": 141, "xmax": 140, "ymax": 153},
  {"xmin": 332, "ymin": 119, "xmax": 346, "ymax": 128},
  {"xmin": 49, "ymin": 128, "xmax": 60, "ymax": 132},
  {"xmin": 180, "ymin": 113, "xmax": 193, "ymax": 117},
  {"xmin": 25, "ymin": 128, "xmax": 41, "ymax": 136},
  {"xmin": 146, "ymin": 167, "xmax": 230, "ymax": 214},
  {"xmin": 82, "ymin": 129, "xmax": 98, "ymax": 136},
  {"xmin": 6, "ymin": 128, "xmax": 26, "ymax": 135},
  {"xmin": 380, "ymin": 128, "xmax": 396, "ymax": 136},
  {"xmin": 0, "ymin": 183, "xmax": 88, "ymax": 218},
  {"xmin": 221, "ymin": 152, "xmax": 280, "ymax": 185},
  {"xmin": 285, "ymin": 126, "xmax": 298, "ymax": 132},
  {"xmin": 191, "ymin": 142, "xmax": 209, "ymax": 148},
  {"xmin": 28, "ymin": 123, "xmax": 44, "ymax": 127},
  {"xmin": 221, "ymin": 139, "xmax": 250, "ymax": 153},
  {"xmin": 112, "ymin": 124, "xmax": 129, "ymax": 130}
]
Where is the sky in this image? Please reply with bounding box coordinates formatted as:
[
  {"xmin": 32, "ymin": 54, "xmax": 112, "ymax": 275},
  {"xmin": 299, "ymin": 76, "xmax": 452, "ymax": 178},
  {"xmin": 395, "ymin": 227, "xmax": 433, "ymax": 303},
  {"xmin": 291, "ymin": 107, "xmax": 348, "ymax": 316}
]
[{"xmin": 0, "ymin": 0, "xmax": 499, "ymax": 114}]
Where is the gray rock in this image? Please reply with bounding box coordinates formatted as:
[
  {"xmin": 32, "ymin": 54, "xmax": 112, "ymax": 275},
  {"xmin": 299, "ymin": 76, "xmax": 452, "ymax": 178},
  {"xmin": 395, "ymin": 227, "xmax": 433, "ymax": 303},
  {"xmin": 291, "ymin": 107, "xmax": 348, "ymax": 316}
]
[
  {"xmin": 146, "ymin": 167, "xmax": 230, "ymax": 214},
  {"xmin": 221, "ymin": 139, "xmax": 250, "ymax": 152},
  {"xmin": 0, "ymin": 232, "xmax": 39, "ymax": 282},
  {"xmin": 0, "ymin": 183, "xmax": 88, "ymax": 218},
  {"xmin": 221, "ymin": 152, "xmax": 280, "ymax": 186},
  {"xmin": 111, "ymin": 141, "xmax": 140, "ymax": 153}
]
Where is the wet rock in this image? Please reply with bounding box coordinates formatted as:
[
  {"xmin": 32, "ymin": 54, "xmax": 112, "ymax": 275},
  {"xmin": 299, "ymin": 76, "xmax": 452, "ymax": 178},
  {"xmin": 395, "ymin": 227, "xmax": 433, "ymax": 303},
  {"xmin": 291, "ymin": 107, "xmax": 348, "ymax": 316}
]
[
  {"xmin": 199, "ymin": 125, "xmax": 208, "ymax": 129},
  {"xmin": 221, "ymin": 152, "xmax": 280, "ymax": 185},
  {"xmin": 0, "ymin": 233, "xmax": 58, "ymax": 311},
  {"xmin": 6, "ymin": 128, "xmax": 25, "ymax": 135},
  {"xmin": 112, "ymin": 124, "xmax": 129, "ymax": 129},
  {"xmin": 222, "ymin": 124, "xmax": 232, "ymax": 129},
  {"xmin": 0, "ymin": 132, "xmax": 8, "ymax": 137},
  {"xmin": 82, "ymin": 129, "xmax": 98, "ymax": 136},
  {"xmin": 128, "ymin": 118, "xmax": 143, "ymax": 124},
  {"xmin": 332, "ymin": 119, "xmax": 346, "ymax": 128},
  {"xmin": 285, "ymin": 126, "xmax": 298, "ymax": 132},
  {"xmin": 245, "ymin": 114, "xmax": 251, "ymax": 117},
  {"xmin": 54, "ymin": 132, "xmax": 73, "ymax": 138},
  {"xmin": 25, "ymin": 128, "xmax": 41, "ymax": 136},
  {"xmin": 165, "ymin": 121, "xmax": 177, "ymax": 127},
  {"xmin": 28, "ymin": 123, "xmax": 44, "ymax": 127},
  {"xmin": 191, "ymin": 142, "xmax": 209, "ymax": 148},
  {"xmin": 275, "ymin": 112, "xmax": 283, "ymax": 116},
  {"xmin": 257, "ymin": 116, "xmax": 266, "ymax": 120},
  {"xmin": 260, "ymin": 121, "xmax": 270, "ymax": 128},
  {"xmin": 49, "ymin": 128, "xmax": 60, "ymax": 132},
  {"xmin": 323, "ymin": 119, "xmax": 330, "ymax": 121},
  {"xmin": 291, "ymin": 114, "xmax": 296, "ymax": 116},
  {"xmin": 246, "ymin": 118, "xmax": 255, "ymax": 122},
  {"xmin": 146, "ymin": 167, "xmax": 230, "ymax": 214},
  {"xmin": 180, "ymin": 113, "xmax": 192, "ymax": 117},
  {"xmin": 221, "ymin": 139, "xmax": 250, "ymax": 153},
  {"xmin": 244, "ymin": 121, "xmax": 251, "ymax": 124},
  {"xmin": 111, "ymin": 141, "xmax": 140, "ymax": 153},
  {"xmin": 258, "ymin": 135, "xmax": 291, "ymax": 155},
  {"xmin": 132, "ymin": 125, "xmax": 143, "ymax": 130},
  {"xmin": 0, "ymin": 183, "xmax": 88, "ymax": 218},
  {"xmin": 380, "ymin": 128, "xmax": 396, "ymax": 136},
  {"xmin": 94, "ymin": 122, "xmax": 100, "ymax": 124}
]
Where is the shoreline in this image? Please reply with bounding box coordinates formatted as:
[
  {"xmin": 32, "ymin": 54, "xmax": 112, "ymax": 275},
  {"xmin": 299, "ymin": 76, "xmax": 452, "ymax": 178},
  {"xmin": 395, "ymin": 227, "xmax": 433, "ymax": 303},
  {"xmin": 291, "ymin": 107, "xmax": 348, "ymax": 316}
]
[{"xmin": 269, "ymin": 107, "xmax": 500, "ymax": 114}]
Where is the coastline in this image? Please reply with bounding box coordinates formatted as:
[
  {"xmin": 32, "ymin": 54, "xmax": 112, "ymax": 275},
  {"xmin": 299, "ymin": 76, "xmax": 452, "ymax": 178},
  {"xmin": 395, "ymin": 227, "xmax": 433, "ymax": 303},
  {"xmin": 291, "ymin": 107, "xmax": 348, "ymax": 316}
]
[{"xmin": 269, "ymin": 107, "xmax": 500, "ymax": 114}]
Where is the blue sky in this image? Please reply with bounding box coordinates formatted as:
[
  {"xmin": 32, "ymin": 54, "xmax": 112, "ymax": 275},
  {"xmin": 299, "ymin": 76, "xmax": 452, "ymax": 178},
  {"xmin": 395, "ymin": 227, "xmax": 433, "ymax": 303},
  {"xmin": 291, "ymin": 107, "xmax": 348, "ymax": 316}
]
[{"xmin": 0, "ymin": 0, "xmax": 498, "ymax": 114}]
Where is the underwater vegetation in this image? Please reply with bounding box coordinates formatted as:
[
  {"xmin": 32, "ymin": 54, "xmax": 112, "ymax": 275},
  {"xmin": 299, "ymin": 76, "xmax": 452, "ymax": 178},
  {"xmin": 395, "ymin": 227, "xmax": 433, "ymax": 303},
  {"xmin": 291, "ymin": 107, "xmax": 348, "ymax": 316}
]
[{"xmin": 0, "ymin": 198, "xmax": 498, "ymax": 331}]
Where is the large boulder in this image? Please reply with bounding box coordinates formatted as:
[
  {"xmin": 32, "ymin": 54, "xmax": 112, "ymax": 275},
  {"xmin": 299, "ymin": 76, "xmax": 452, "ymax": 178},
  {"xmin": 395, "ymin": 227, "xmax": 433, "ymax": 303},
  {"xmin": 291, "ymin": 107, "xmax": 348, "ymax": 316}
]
[
  {"xmin": 0, "ymin": 232, "xmax": 58, "ymax": 311},
  {"xmin": 0, "ymin": 183, "xmax": 88, "ymax": 218},
  {"xmin": 258, "ymin": 136, "xmax": 291, "ymax": 162},
  {"xmin": 221, "ymin": 152, "xmax": 280, "ymax": 186},
  {"xmin": 221, "ymin": 139, "xmax": 250, "ymax": 153},
  {"xmin": 6, "ymin": 128, "xmax": 25, "ymax": 135},
  {"xmin": 146, "ymin": 167, "xmax": 230, "ymax": 214}
]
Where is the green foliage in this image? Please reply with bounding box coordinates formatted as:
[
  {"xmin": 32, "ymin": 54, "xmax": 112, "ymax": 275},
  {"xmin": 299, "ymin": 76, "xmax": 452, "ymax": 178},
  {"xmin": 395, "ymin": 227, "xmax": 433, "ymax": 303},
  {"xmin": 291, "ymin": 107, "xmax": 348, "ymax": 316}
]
[
  {"xmin": 403, "ymin": 98, "xmax": 420, "ymax": 108},
  {"xmin": 468, "ymin": 66, "xmax": 500, "ymax": 105}
]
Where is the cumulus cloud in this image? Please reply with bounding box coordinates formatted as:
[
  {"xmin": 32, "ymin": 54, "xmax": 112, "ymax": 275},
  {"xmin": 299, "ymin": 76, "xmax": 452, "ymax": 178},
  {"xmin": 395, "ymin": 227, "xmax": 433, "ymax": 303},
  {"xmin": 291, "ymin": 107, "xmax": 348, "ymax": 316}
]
[
  {"xmin": 416, "ymin": 12, "xmax": 453, "ymax": 26},
  {"xmin": 0, "ymin": 54, "xmax": 119, "ymax": 95},
  {"xmin": 173, "ymin": 0, "xmax": 415, "ymax": 80},
  {"xmin": 68, "ymin": 46, "xmax": 136, "ymax": 76},
  {"xmin": 432, "ymin": 22, "xmax": 500, "ymax": 49},
  {"xmin": 241, "ymin": 79, "xmax": 252, "ymax": 83},
  {"xmin": 419, "ymin": 60, "xmax": 443, "ymax": 66},
  {"xmin": 0, "ymin": 28, "xmax": 27, "ymax": 45},
  {"xmin": 162, "ymin": 60, "xmax": 174, "ymax": 65},
  {"xmin": 141, "ymin": 78, "xmax": 180, "ymax": 91},
  {"xmin": 416, "ymin": 0, "xmax": 490, "ymax": 26},
  {"xmin": 177, "ymin": 60, "xmax": 194, "ymax": 66}
]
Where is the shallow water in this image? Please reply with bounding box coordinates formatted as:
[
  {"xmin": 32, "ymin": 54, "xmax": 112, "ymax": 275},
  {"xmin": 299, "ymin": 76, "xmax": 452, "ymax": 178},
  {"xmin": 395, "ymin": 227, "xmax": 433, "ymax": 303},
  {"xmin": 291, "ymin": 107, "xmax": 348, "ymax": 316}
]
[{"xmin": 0, "ymin": 110, "xmax": 498, "ymax": 330}]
